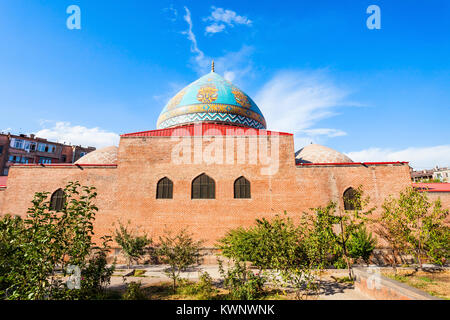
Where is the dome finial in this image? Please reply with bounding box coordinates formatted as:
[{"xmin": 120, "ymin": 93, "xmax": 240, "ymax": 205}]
[{"xmin": 211, "ymin": 59, "xmax": 215, "ymax": 72}]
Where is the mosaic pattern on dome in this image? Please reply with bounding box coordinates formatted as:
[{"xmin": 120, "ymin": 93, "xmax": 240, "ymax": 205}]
[
  {"xmin": 158, "ymin": 112, "xmax": 265, "ymax": 130},
  {"xmin": 197, "ymin": 84, "xmax": 218, "ymax": 103},
  {"xmin": 232, "ymin": 88, "xmax": 251, "ymax": 109},
  {"xmin": 157, "ymin": 72, "xmax": 266, "ymax": 130},
  {"xmin": 166, "ymin": 89, "xmax": 186, "ymax": 111}
]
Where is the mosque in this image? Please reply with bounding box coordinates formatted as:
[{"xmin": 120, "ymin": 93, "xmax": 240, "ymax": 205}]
[{"xmin": 1, "ymin": 63, "xmax": 440, "ymax": 256}]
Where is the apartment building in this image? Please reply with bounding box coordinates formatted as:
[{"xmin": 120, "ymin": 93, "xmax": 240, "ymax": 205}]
[{"xmin": 0, "ymin": 133, "xmax": 95, "ymax": 176}]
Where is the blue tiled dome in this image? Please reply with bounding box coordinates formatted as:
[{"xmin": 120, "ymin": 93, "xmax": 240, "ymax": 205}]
[{"xmin": 157, "ymin": 71, "xmax": 266, "ymax": 129}]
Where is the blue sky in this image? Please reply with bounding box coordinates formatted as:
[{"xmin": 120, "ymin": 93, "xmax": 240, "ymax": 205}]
[{"xmin": 0, "ymin": 0, "xmax": 449, "ymax": 169}]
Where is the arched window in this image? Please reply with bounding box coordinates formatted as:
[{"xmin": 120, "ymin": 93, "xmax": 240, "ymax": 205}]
[
  {"xmin": 156, "ymin": 177, "xmax": 173, "ymax": 199},
  {"xmin": 192, "ymin": 173, "xmax": 215, "ymax": 199},
  {"xmin": 50, "ymin": 188, "xmax": 65, "ymax": 211},
  {"xmin": 343, "ymin": 187, "xmax": 361, "ymax": 210},
  {"xmin": 234, "ymin": 176, "xmax": 251, "ymax": 199}
]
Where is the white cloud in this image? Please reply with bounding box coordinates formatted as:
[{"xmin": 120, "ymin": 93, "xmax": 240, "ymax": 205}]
[
  {"xmin": 181, "ymin": 7, "xmax": 208, "ymax": 71},
  {"xmin": 209, "ymin": 7, "xmax": 252, "ymax": 25},
  {"xmin": 36, "ymin": 121, "xmax": 119, "ymax": 149},
  {"xmin": 255, "ymin": 70, "xmax": 354, "ymax": 149},
  {"xmin": 301, "ymin": 128, "xmax": 347, "ymax": 138},
  {"xmin": 181, "ymin": 7, "xmax": 254, "ymax": 84},
  {"xmin": 204, "ymin": 7, "xmax": 252, "ymax": 34},
  {"xmin": 163, "ymin": 5, "xmax": 178, "ymax": 22},
  {"xmin": 346, "ymin": 145, "xmax": 450, "ymax": 170},
  {"xmin": 205, "ymin": 23, "xmax": 226, "ymax": 34}
]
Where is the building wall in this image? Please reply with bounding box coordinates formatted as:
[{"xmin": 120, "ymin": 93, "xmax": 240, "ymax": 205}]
[
  {"xmin": 427, "ymin": 192, "xmax": 450, "ymax": 223},
  {"xmin": 0, "ymin": 188, "xmax": 5, "ymax": 213},
  {"xmin": 0, "ymin": 133, "xmax": 423, "ymax": 248},
  {"xmin": 0, "ymin": 165, "xmax": 118, "ymax": 243},
  {"xmin": 0, "ymin": 135, "xmax": 9, "ymax": 175},
  {"xmin": 113, "ymin": 135, "xmax": 413, "ymax": 246}
]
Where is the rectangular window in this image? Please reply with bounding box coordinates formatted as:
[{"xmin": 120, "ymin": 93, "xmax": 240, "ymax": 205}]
[
  {"xmin": 13, "ymin": 139, "xmax": 24, "ymax": 149},
  {"xmin": 0, "ymin": 146, "xmax": 3, "ymax": 154},
  {"xmin": 39, "ymin": 157, "xmax": 52, "ymax": 164}
]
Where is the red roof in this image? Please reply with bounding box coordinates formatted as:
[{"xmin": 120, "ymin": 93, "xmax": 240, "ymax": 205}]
[
  {"xmin": 0, "ymin": 176, "xmax": 7, "ymax": 187},
  {"xmin": 413, "ymin": 183, "xmax": 450, "ymax": 192},
  {"xmin": 121, "ymin": 123, "xmax": 292, "ymax": 137},
  {"xmin": 297, "ymin": 161, "xmax": 408, "ymax": 166}
]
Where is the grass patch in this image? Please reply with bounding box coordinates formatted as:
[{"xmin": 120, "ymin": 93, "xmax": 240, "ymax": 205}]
[{"xmin": 383, "ymin": 269, "xmax": 450, "ymax": 300}]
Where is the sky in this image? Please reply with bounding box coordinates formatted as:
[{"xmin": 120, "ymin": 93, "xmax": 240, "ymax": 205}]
[{"xmin": 0, "ymin": 0, "xmax": 449, "ymax": 169}]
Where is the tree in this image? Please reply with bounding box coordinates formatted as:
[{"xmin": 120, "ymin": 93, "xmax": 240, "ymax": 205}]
[
  {"xmin": 157, "ymin": 229, "xmax": 203, "ymax": 291},
  {"xmin": 380, "ymin": 187, "xmax": 449, "ymax": 268},
  {"xmin": 0, "ymin": 181, "xmax": 115, "ymax": 300},
  {"xmin": 114, "ymin": 221, "xmax": 152, "ymax": 268},
  {"xmin": 301, "ymin": 187, "xmax": 375, "ymax": 279},
  {"xmin": 217, "ymin": 213, "xmax": 319, "ymax": 299},
  {"xmin": 347, "ymin": 226, "xmax": 377, "ymax": 265}
]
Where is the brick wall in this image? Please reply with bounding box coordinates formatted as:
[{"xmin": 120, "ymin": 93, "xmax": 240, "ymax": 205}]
[{"xmin": 0, "ymin": 133, "xmax": 422, "ymax": 248}]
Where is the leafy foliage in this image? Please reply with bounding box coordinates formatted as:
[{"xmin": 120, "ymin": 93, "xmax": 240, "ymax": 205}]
[
  {"xmin": 347, "ymin": 226, "xmax": 377, "ymax": 264},
  {"xmin": 114, "ymin": 221, "xmax": 152, "ymax": 268},
  {"xmin": 380, "ymin": 187, "xmax": 449, "ymax": 267},
  {"xmin": 217, "ymin": 213, "xmax": 320, "ymax": 299},
  {"xmin": 122, "ymin": 281, "xmax": 147, "ymax": 300},
  {"xmin": 218, "ymin": 259, "xmax": 265, "ymax": 300},
  {"xmin": 0, "ymin": 181, "xmax": 114, "ymax": 300},
  {"xmin": 157, "ymin": 229, "xmax": 203, "ymax": 291}
]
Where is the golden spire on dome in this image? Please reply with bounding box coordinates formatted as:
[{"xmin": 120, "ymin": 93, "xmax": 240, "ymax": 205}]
[{"xmin": 211, "ymin": 59, "xmax": 215, "ymax": 72}]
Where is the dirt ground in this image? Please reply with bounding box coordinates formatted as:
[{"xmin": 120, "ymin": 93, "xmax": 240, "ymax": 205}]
[{"xmin": 107, "ymin": 265, "xmax": 372, "ymax": 300}]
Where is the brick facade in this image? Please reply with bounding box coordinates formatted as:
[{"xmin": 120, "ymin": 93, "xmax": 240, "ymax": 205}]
[{"xmin": 0, "ymin": 131, "xmax": 433, "ymax": 249}]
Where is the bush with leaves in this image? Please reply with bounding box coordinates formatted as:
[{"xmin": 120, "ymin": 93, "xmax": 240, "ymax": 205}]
[
  {"xmin": 300, "ymin": 187, "xmax": 375, "ymax": 279},
  {"xmin": 157, "ymin": 229, "xmax": 203, "ymax": 291},
  {"xmin": 217, "ymin": 213, "xmax": 322, "ymax": 299},
  {"xmin": 122, "ymin": 281, "xmax": 147, "ymax": 300},
  {"xmin": 347, "ymin": 226, "xmax": 377, "ymax": 265},
  {"xmin": 0, "ymin": 181, "xmax": 115, "ymax": 300},
  {"xmin": 114, "ymin": 221, "xmax": 152, "ymax": 268},
  {"xmin": 380, "ymin": 187, "xmax": 449, "ymax": 268},
  {"xmin": 218, "ymin": 259, "xmax": 265, "ymax": 300}
]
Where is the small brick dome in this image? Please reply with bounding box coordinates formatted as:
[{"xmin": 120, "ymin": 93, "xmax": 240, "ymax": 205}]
[
  {"xmin": 295, "ymin": 144, "xmax": 353, "ymax": 164},
  {"xmin": 74, "ymin": 146, "xmax": 118, "ymax": 164}
]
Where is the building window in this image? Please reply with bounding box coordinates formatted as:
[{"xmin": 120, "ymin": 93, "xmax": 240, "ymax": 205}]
[
  {"xmin": 12, "ymin": 139, "xmax": 24, "ymax": 149},
  {"xmin": 234, "ymin": 176, "xmax": 251, "ymax": 199},
  {"xmin": 0, "ymin": 146, "xmax": 3, "ymax": 154},
  {"xmin": 192, "ymin": 173, "xmax": 215, "ymax": 199},
  {"xmin": 343, "ymin": 187, "xmax": 361, "ymax": 210},
  {"xmin": 38, "ymin": 157, "xmax": 52, "ymax": 164},
  {"xmin": 156, "ymin": 177, "xmax": 173, "ymax": 199},
  {"xmin": 50, "ymin": 188, "xmax": 65, "ymax": 211}
]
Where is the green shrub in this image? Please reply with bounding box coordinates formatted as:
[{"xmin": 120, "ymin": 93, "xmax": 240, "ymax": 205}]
[
  {"xmin": 122, "ymin": 281, "xmax": 147, "ymax": 300},
  {"xmin": 0, "ymin": 182, "xmax": 114, "ymax": 300},
  {"xmin": 157, "ymin": 229, "xmax": 204, "ymax": 291},
  {"xmin": 219, "ymin": 260, "xmax": 265, "ymax": 300},
  {"xmin": 347, "ymin": 226, "xmax": 377, "ymax": 264},
  {"xmin": 114, "ymin": 221, "xmax": 152, "ymax": 268}
]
